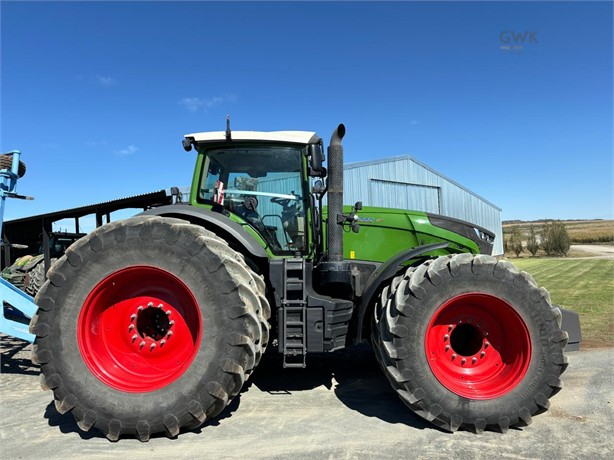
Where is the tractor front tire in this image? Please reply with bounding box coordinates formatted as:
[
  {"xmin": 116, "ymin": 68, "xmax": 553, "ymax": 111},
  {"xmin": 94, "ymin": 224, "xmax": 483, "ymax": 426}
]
[
  {"xmin": 372, "ymin": 254, "xmax": 568, "ymax": 433},
  {"xmin": 31, "ymin": 216, "xmax": 270, "ymax": 441}
]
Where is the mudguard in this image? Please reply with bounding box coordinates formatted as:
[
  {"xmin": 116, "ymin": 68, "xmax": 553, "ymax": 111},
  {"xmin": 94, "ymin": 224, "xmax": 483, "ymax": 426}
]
[{"xmin": 140, "ymin": 204, "xmax": 268, "ymax": 259}]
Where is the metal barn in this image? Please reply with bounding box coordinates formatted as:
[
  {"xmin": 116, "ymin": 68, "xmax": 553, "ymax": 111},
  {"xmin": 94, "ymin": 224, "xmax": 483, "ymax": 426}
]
[{"xmin": 342, "ymin": 155, "xmax": 503, "ymax": 255}]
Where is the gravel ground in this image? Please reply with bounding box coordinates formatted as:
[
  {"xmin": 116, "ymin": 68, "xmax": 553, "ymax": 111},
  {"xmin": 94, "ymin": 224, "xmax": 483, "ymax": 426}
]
[{"xmin": 1, "ymin": 336, "xmax": 612, "ymax": 460}]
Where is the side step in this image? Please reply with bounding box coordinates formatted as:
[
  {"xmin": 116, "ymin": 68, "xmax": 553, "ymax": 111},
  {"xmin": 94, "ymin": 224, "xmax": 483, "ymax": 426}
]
[{"xmin": 281, "ymin": 258, "xmax": 307, "ymax": 368}]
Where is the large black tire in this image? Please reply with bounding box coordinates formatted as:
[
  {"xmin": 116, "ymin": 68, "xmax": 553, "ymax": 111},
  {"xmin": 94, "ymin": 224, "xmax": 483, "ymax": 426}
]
[
  {"xmin": 372, "ymin": 254, "xmax": 569, "ymax": 433},
  {"xmin": 0, "ymin": 154, "xmax": 26, "ymax": 177},
  {"xmin": 30, "ymin": 216, "xmax": 270, "ymax": 441},
  {"xmin": 25, "ymin": 258, "xmax": 57, "ymax": 297}
]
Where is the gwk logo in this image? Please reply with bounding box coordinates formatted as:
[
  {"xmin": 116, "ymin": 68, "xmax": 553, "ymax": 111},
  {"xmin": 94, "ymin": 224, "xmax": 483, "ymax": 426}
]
[{"xmin": 499, "ymin": 31, "xmax": 538, "ymax": 51}]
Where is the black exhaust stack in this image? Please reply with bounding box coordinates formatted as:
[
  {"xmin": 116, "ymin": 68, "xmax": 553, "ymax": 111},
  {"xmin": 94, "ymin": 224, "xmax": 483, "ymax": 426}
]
[
  {"xmin": 317, "ymin": 124, "xmax": 352, "ymax": 296},
  {"xmin": 327, "ymin": 124, "xmax": 346, "ymax": 263}
]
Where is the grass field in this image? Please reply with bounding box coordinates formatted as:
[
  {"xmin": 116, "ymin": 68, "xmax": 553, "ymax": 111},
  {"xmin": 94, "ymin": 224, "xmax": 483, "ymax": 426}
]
[{"xmin": 512, "ymin": 258, "xmax": 614, "ymax": 348}]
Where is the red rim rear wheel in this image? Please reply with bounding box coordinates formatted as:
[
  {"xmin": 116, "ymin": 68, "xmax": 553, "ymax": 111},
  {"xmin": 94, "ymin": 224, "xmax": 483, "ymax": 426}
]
[
  {"xmin": 77, "ymin": 266, "xmax": 202, "ymax": 393},
  {"xmin": 425, "ymin": 293, "xmax": 531, "ymax": 399}
]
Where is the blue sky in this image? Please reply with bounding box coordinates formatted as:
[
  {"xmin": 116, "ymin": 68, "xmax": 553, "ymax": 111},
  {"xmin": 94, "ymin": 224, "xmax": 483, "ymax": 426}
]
[{"xmin": 1, "ymin": 1, "xmax": 612, "ymax": 226}]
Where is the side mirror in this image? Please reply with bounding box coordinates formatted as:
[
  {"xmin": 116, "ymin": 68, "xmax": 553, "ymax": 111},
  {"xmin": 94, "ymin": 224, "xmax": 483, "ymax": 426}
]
[
  {"xmin": 182, "ymin": 138, "xmax": 193, "ymax": 152},
  {"xmin": 308, "ymin": 142, "xmax": 326, "ymax": 177}
]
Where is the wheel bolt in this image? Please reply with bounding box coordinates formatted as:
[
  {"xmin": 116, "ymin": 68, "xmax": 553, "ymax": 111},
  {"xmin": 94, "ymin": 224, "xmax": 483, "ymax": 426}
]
[
  {"xmin": 445, "ymin": 345, "xmax": 450, "ymax": 352},
  {"xmin": 480, "ymin": 351, "xmax": 486, "ymax": 358},
  {"xmin": 128, "ymin": 324, "xmax": 135, "ymax": 332},
  {"xmin": 451, "ymin": 354, "xmax": 457, "ymax": 360},
  {"xmin": 169, "ymin": 320, "xmax": 175, "ymax": 326},
  {"xmin": 137, "ymin": 306, "xmax": 143, "ymax": 311},
  {"xmin": 131, "ymin": 334, "xmax": 138, "ymax": 343},
  {"xmin": 448, "ymin": 325, "xmax": 453, "ymax": 331},
  {"xmin": 130, "ymin": 314, "xmax": 137, "ymax": 321},
  {"xmin": 444, "ymin": 334, "xmax": 449, "ymax": 341},
  {"xmin": 139, "ymin": 341, "xmax": 146, "ymax": 349},
  {"xmin": 166, "ymin": 310, "xmax": 171, "ymax": 316},
  {"xmin": 484, "ymin": 341, "xmax": 490, "ymax": 348},
  {"xmin": 484, "ymin": 331, "xmax": 489, "ymax": 337},
  {"xmin": 150, "ymin": 343, "xmax": 156, "ymax": 351},
  {"xmin": 147, "ymin": 302, "xmax": 154, "ymax": 308},
  {"xmin": 167, "ymin": 331, "xmax": 173, "ymax": 338},
  {"xmin": 461, "ymin": 358, "xmax": 466, "ymax": 365},
  {"xmin": 158, "ymin": 303, "xmax": 164, "ymax": 309},
  {"xmin": 160, "ymin": 339, "xmax": 166, "ymax": 347},
  {"xmin": 472, "ymin": 357, "xmax": 477, "ymax": 364}
]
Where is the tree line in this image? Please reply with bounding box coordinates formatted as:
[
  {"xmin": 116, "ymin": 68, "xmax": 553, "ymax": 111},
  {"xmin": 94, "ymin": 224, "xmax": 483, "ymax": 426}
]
[{"xmin": 504, "ymin": 221, "xmax": 571, "ymax": 257}]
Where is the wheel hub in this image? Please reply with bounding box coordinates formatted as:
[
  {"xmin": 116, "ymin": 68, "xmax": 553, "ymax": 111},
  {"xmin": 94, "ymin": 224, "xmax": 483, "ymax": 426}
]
[
  {"xmin": 425, "ymin": 293, "xmax": 531, "ymax": 399},
  {"xmin": 77, "ymin": 266, "xmax": 201, "ymax": 393}
]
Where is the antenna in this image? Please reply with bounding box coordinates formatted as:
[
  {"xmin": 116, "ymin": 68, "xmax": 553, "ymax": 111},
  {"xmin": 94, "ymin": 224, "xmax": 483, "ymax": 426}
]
[{"xmin": 225, "ymin": 115, "xmax": 231, "ymax": 140}]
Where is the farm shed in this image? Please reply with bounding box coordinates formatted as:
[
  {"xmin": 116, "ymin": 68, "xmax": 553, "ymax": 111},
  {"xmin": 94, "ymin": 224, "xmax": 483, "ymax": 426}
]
[{"xmin": 341, "ymin": 155, "xmax": 503, "ymax": 255}]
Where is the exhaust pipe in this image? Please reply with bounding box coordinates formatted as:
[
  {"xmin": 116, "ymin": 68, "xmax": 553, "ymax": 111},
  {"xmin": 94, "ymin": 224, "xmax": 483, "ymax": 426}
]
[{"xmin": 327, "ymin": 124, "xmax": 346, "ymax": 262}]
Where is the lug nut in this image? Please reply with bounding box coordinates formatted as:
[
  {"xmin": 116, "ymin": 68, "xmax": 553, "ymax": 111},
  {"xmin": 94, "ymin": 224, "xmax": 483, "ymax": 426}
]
[
  {"xmin": 444, "ymin": 334, "xmax": 449, "ymax": 341},
  {"xmin": 461, "ymin": 358, "xmax": 466, "ymax": 365},
  {"xmin": 445, "ymin": 345, "xmax": 450, "ymax": 352},
  {"xmin": 128, "ymin": 324, "xmax": 135, "ymax": 332},
  {"xmin": 166, "ymin": 310, "xmax": 171, "ymax": 316},
  {"xmin": 472, "ymin": 357, "xmax": 477, "ymax": 364},
  {"xmin": 451, "ymin": 354, "xmax": 457, "ymax": 360},
  {"xmin": 137, "ymin": 306, "xmax": 143, "ymax": 311},
  {"xmin": 480, "ymin": 351, "xmax": 486, "ymax": 358},
  {"xmin": 158, "ymin": 303, "xmax": 164, "ymax": 309},
  {"xmin": 160, "ymin": 339, "xmax": 166, "ymax": 347},
  {"xmin": 448, "ymin": 325, "xmax": 453, "ymax": 331},
  {"xmin": 131, "ymin": 334, "xmax": 138, "ymax": 343},
  {"xmin": 167, "ymin": 331, "xmax": 173, "ymax": 338},
  {"xmin": 147, "ymin": 302, "xmax": 154, "ymax": 308},
  {"xmin": 139, "ymin": 341, "xmax": 146, "ymax": 349},
  {"xmin": 484, "ymin": 342, "xmax": 490, "ymax": 348},
  {"xmin": 169, "ymin": 320, "xmax": 175, "ymax": 326},
  {"xmin": 150, "ymin": 343, "xmax": 156, "ymax": 351},
  {"xmin": 130, "ymin": 314, "xmax": 137, "ymax": 321}
]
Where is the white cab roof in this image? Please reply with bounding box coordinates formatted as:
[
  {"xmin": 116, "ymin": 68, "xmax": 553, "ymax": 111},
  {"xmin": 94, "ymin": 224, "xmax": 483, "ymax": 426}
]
[{"xmin": 185, "ymin": 131, "xmax": 318, "ymax": 145}]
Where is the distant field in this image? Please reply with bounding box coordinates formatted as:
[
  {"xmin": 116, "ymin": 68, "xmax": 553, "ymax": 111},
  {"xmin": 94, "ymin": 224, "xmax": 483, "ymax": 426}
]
[
  {"xmin": 503, "ymin": 219, "xmax": 614, "ymax": 244},
  {"xmin": 512, "ymin": 258, "xmax": 614, "ymax": 348}
]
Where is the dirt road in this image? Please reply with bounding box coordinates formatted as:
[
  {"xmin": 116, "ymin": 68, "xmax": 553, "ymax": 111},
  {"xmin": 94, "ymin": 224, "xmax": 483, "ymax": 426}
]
[
  {"xmin": 571, "ymin": 244, "xmax": 614, "ymax": 259},
  {"xmin": 1, "ymin": 336, "xmax": 612, "ymax": 459}
]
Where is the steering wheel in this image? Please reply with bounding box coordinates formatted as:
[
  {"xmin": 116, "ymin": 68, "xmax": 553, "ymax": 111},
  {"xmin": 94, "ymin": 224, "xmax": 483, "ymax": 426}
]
[{"xmin": 271, "ymin": 196, "xmax": 294, "ymax": 208}]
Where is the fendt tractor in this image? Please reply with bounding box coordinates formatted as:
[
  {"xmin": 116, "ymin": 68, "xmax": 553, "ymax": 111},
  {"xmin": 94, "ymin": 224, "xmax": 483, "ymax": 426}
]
[{"xmin": 30, "ymin": 123, "xmax": 574, "ymax": 441}]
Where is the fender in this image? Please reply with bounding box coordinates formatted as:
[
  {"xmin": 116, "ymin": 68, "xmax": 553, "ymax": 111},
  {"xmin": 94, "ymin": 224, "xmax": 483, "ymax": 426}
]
[
  {"xmin": 355, "ymin": 242, "xmax": 450, "ymax": 342},
  {"xmin": 140, "ymin": 204, "xmax": 268, "ymax": 259}
]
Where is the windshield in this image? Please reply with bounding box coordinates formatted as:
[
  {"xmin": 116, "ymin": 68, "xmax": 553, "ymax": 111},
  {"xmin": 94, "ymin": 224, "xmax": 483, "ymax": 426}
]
[{"xmin": 199, "ymin": 145, "xmax": 306, "ymax": 254}]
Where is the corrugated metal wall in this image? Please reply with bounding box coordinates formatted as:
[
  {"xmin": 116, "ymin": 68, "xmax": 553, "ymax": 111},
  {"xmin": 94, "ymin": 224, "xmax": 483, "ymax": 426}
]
[{"xmin": 342, "ymin": 156, "xmax": 503, "ymax": 255}]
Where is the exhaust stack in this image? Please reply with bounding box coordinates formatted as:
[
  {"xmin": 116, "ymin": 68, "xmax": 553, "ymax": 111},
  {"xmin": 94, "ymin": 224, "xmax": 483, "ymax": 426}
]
[{"xmin": 327, "ymin": 124, "xmax": 345, "ymax": 262}]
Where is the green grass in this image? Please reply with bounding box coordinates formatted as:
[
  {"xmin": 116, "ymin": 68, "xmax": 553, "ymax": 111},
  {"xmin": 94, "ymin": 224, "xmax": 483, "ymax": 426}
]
[{"xmin": 511, "ymin": 258, "xmax": 614, "ymax": 347}]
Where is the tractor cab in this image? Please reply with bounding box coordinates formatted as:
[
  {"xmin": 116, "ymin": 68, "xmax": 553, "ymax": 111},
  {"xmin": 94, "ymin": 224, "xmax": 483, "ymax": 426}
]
[{"xmin": 184, "ymin": 130, "xmax": 323, "ymax": 256}]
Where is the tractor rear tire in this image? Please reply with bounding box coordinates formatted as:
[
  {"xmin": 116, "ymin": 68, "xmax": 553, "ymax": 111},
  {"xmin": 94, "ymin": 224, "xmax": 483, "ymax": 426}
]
[
  {"xmin": 0, "ymin": 154, "xmax": 26, "ymax": 177},
  {"xmin": 31, "ymin": 216, "xmax": 270, "ymax": 441},
  {"xmin": 25, "ymin": 258, "xmax": 57, "ymax": 297},
  {"xmin": 372, "ymin": 254, "xmax": 569, "ymax": 433}
]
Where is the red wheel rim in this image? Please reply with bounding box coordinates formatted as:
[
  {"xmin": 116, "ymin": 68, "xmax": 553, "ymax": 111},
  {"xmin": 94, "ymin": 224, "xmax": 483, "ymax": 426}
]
[
  {"xmin": 425, "ymin": 293, "xmax": 531, "ymax": 399},
  {"xmin": 77, "ymin": 266, "xmax": 202, "ymax": 393}
]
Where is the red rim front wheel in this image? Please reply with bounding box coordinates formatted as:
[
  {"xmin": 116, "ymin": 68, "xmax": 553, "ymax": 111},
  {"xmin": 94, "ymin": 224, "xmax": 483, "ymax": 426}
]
[
  {"xmin": 425, "ymin": 293, "xmax": 531, "ymax": 399},
  {"xmin": 77, "ymin": 266, "xmax": 202, "ymax": 393}
]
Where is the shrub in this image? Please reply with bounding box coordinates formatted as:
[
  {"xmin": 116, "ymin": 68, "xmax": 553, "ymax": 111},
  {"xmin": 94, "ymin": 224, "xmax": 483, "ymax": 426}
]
[
  {"xmin": 510, "ymin": 227, "xmax": 524, "ymax": 258},
  {"xmin": 526, "ymin": 225, "xmax": 539, "ymax": 257},
  {"xmin": 541, "ymin": 221, "xmax": 571, "ymax": 256}
]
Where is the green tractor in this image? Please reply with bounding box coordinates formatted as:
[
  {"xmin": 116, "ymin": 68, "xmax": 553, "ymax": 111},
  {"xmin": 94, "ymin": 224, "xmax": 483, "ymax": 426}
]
[{"xmin": 31, "ymin": 123, "xmax": 571, "ymax": 441}]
